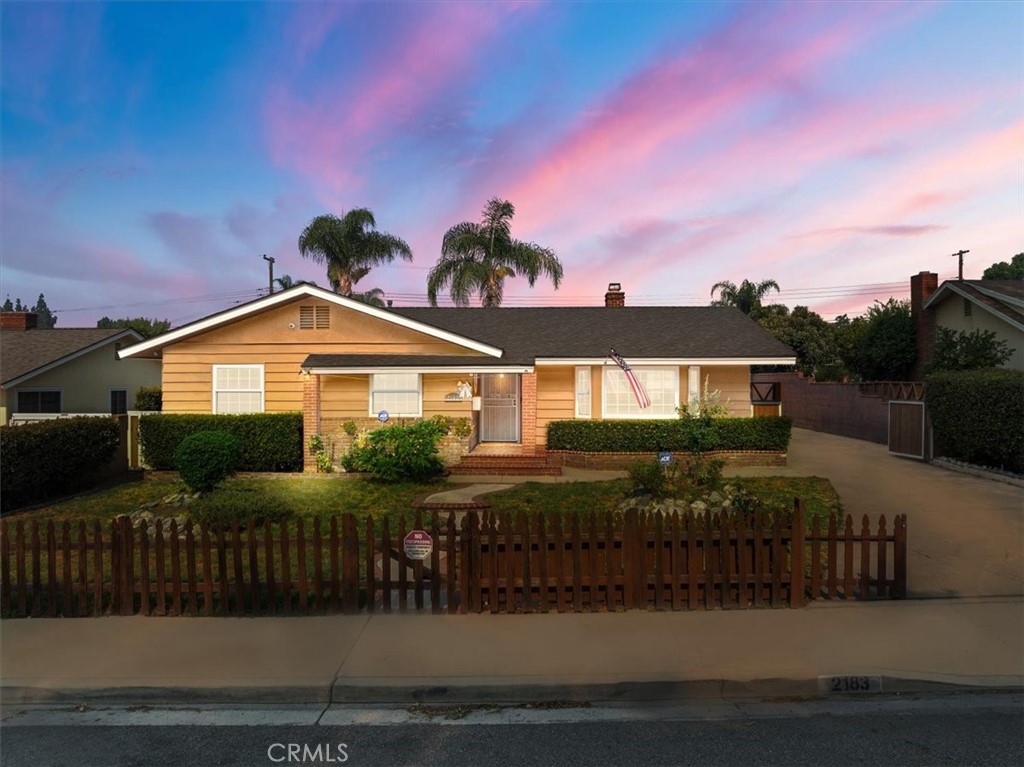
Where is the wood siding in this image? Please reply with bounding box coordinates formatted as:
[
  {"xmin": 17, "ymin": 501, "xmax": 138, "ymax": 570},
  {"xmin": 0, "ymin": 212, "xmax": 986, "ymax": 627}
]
[
  {"xmin": 161, "ymin": 299, "xmax": 487, "ymax": 413},
  {"xmin": 702, "ymin": 365, "xmax": 753, "ymax": 416},
  {"xmin": 536, "ymin": 366, "xmax": 575, "ymax": 445}
]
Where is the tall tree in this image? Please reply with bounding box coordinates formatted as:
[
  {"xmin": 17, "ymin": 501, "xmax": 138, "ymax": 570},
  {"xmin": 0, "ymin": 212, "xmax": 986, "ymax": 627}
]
[
  {"xmin": 427, "ymin": 197, "xmax": 563, "ymax": 307},
  {"xmin": 857, "ymin": 298, "xmax": 916, "ymax": 381},
  {"xmin": 710, "ymin": 279, "xmax": 780, "ymax": 316},
  {"xmin": 298, "ymin": 209, "xmax": 412, "ymax": 297},
  {"xmin": 757, "ymin": 305, "xmax": 841, "ymax": 378},
  {"xmin": 351, "ymin": 287, "xmax": 387, "ymax": 308},
  {"xmin": 927, "ymin": 328, "xmax": 1014, "ymax": 372},
  {"xmin": 982, "ymin": 253, "xmax": 1024, "ymax": 280},
  {"xmin": 31, "ymin": 294, "xmax": 57, "ymax": 328},
  {"xmin": 96, "ymin": 316, "xmax": 171, "ymax": 338},
  {"xmin": 274, "ymin": 274, "xmax": 297, "ymax": 291}
]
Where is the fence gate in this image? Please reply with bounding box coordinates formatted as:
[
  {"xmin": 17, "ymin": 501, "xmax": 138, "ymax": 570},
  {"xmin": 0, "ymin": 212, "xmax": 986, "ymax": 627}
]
[{"xmin": 888, "ymin": 400, "xmax": 927, "ymax": 460}]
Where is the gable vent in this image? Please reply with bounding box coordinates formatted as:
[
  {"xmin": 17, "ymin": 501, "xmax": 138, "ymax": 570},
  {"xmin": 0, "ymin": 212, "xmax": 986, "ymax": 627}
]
[{"xmin": 299, "ymin": 305, "xmax": 330, "ymax": 329}]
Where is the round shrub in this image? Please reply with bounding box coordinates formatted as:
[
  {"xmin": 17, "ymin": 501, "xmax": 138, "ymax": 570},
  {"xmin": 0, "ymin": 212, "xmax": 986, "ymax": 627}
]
[{"xmin": 173, "ymin": 430, "xmax": 242, "ymax": 492}]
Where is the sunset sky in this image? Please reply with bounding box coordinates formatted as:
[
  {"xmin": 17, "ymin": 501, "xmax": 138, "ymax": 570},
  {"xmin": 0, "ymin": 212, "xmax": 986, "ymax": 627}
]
[{"xmin": 2, "ymin": 1, "xmax": 1021, "ymax": 328}]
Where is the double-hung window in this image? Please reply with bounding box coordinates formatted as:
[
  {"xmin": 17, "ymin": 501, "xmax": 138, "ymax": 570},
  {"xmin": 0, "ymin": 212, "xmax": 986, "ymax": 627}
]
[
  {"xmin": 602, "ymin": 366, "xmax": 679, "ymax": 418},
  {"xmin": 575, "ymin": 366, "xmax": 591, "ymax": 418},
  {"xmin": 370, "ymin": 373, "xmax": 421, "ymax": 417},
  {"xmin": 213, "ymin": 365, "xmax": 264, "ymax": 414},
  {"xmin": 17, "ymin": 390, "xmax": 61, "ymax": 413}
]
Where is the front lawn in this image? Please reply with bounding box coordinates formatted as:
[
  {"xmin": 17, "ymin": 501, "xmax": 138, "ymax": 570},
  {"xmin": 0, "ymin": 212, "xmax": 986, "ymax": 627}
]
[{"xmin": 13, "ymin": 474, "xmax": 841, "ymax": 527}]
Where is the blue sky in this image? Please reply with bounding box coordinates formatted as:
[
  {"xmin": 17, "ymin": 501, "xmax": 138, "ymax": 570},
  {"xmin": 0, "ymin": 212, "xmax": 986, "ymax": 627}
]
[{"xmin": 2, "ymin": 1, "xmax": 1022, "ymax": 327}]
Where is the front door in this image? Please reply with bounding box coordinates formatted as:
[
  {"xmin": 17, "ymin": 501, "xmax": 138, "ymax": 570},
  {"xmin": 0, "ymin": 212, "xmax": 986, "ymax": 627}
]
[{"xmin": 479, "ymin": 374, "xmax": 520, "ymax": 442}]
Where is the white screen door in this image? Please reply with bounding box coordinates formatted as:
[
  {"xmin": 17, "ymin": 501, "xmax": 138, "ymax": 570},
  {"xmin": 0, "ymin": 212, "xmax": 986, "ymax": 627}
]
[{"xmin": 480, "ymin": 374, "xmax": 520, "ymax": 442}]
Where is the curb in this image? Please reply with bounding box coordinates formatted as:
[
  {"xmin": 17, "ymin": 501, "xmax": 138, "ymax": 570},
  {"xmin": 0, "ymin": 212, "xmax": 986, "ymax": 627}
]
[
  {"xmin": 3, "ymin": 675, "xmax": 1020, "ymax": 707},
  {"xmin": 0, "ymin": 684, "xmax": 332, "ymax": 706}
]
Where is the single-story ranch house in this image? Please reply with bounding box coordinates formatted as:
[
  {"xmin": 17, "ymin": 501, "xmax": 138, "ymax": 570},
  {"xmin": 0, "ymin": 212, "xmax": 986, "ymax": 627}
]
[{"xmin": 118, "ymin": 283, "xmax": 796, "ymax": 471}]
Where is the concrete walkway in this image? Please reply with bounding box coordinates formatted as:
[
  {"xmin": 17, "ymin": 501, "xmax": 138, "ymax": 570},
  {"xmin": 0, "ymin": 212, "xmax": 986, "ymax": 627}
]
[{"xmin": 2, "ymin": 597, "xmax": 1021, "ymax": 704}]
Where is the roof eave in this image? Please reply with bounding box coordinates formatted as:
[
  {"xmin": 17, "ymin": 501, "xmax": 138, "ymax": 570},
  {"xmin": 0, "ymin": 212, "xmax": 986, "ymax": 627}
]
[{"xmin": 117, "ymin": 285, "xmax": 504, "ymax": 360}]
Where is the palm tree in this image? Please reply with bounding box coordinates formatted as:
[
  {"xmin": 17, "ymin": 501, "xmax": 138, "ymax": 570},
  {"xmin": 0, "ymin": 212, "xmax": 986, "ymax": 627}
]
[
  {"xmin": 710, "ymin": 278, "xmax": 780, "ymax": 315},
  {"xmin": 274, "ymin": 274, "xmax": 297, "ymax": 291},
  {"xmin": 427, "ymin": 198, "xmax": 563, "ymax": 307},
  {"xmin": 350, "ymin": 287, "xmax": 387, "ymax": 308},
  {"xmin": 298, "ymin": 209, "xmax": 412, "ymax": 297}
]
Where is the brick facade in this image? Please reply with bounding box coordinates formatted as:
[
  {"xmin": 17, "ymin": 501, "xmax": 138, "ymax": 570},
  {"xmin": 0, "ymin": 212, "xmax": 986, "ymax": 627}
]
[
  {"xmin": 302, "ymin": 373, "xmax": 321, "ymax": 472},
  {"xmin": 519, "ymin": 372, "xmax": 538, "ymax": 453},
  {"xmin": 553, "ymin": 450, "xmax": 787, "ymax": 469},
  {"xmin": 910, "ymin": 271, "xmax": 939, "ymax": 380}
]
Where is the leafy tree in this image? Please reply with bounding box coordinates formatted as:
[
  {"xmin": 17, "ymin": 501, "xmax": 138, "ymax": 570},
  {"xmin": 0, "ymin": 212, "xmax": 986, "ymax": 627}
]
[
  {"xmin": 927, "ymin": 327, "xmax": 1014, "ymax": 372},
  {"xmin": 856, "ymin": 298, "xmax": 915, "ymax": 380},
  {"xmin": 428, "ymin": 197, "xmax": 563, "ymax": 307},
  {"xmin": 709, "ymin": 279, "xmax": 780, "ymax": 316},
  {"xmin": 982, "ymin": 253, "xmax": 1024, "ymax": 280},
  {"xmin": 298, "ymin": 209, "xmax": 412, "ymax": 297},
  {"xmin": 96, "ymin": 316, "xmax": 171, "ymax": 338},
  {"xmin": 757, "ymin": 305, "xmax": 840, "ymax": 377}
]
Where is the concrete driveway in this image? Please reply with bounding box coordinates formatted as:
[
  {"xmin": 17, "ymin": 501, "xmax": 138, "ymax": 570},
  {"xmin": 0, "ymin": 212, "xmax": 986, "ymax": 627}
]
[{"xmin": 729, "ymin": 428, "xmax": 1024, "ymax": 598}]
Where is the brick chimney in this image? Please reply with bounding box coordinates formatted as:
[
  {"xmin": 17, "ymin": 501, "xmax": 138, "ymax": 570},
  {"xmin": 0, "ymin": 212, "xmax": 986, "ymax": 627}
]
[
  {"xmin": 604, "ymin": 282, "xmax": 625, "ymax": 307},
  {"xmin": 1, "ymin": 311, "xmax": 38, "ymax": 331},
  {"xmin": 910, "ymin": 271, "xmax": 939, "ymax": 379}
]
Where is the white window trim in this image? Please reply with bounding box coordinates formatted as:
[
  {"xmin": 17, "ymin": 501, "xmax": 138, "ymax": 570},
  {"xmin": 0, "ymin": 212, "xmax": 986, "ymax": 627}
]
[
  {"xmin": 574, "ymin": 366, "xmax": 591, "ymax": 419},
  {"xmin": 601, "ymin": 365, "xmax": 680, "ymax": 420},
  {"xmin": 369, "ymin": 373, "xmax": 423, "ymax": 418},
  {"xmin": 212, "ymin": 364, "xmax": 265, "ymax": 414},
  {"xmin": 15, "ymin": 388, "xmax": 63, "ymax": 414}
]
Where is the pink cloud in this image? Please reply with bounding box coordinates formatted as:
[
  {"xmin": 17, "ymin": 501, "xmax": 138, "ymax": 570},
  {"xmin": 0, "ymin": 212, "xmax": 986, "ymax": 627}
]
[{"xmin": 263, "ymin": 3, "xmax": 527, "ymax": 195}]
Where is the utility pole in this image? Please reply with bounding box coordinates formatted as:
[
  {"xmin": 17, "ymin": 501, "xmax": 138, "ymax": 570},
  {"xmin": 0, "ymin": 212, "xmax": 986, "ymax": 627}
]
[
  {"xmin": 951, "ymin": 249, "xmax": 969, "ymax": 280},
  {"xmin": 262, "ymin": 254, "xmax": 275, "ymax": 294}
]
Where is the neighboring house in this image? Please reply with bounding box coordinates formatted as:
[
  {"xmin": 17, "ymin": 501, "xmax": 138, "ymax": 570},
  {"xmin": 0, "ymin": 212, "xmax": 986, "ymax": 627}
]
[
  {"xmin": 0, "ymin": 312, "xmax": 162, "ymax": 424},
  {"xmin": 910, "ymin": 273, "xmax": 1024, "ymax": 375},
  {"xmin": 117, "ymin": 283, "xmax": 796, "ymax": 471}
]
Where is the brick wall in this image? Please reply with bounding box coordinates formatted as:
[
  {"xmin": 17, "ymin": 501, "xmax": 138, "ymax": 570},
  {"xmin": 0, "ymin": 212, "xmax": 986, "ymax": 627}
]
[
  {"xmin": 302, "ymin": 374, "xmax": 322, "ymax": 472},
  {"xmin": 554, "ymin": 450, "xmax": 787, "ymax": 469},
  {"xmin": 318, "ymin": 415, "xmax": 474, "ymax": 470},
  {"xmin": 520, "ymin": 372, "xmax": 538, "ymax": 453}
]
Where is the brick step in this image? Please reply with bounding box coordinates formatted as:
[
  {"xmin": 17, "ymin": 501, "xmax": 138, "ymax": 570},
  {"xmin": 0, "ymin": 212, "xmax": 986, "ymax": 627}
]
[
  {"xmin": 456, "ymin": 455, "xmax": 559, "ymax": 465},
  {"xmin": 455, "ymin": 459, "xmax": 553, "ymax": 468}
]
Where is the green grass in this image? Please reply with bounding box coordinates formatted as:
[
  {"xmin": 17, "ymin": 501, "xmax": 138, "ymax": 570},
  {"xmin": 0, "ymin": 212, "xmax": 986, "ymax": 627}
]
[{"xmin": 13, "ymin": 474, "xmax": 841, "ymax": 527}]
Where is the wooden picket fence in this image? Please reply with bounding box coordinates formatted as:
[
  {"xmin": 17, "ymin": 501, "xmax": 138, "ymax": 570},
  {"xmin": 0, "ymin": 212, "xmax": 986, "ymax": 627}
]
[{"xmin": 0, "ymin": 504, "xmax": 906, "ymax": 618}]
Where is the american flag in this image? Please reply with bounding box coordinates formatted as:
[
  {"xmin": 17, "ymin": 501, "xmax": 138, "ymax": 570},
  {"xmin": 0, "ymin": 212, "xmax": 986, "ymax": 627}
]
[{"xmin": 608, "ymin": 348, "xmax": 652, "ymax": 408}]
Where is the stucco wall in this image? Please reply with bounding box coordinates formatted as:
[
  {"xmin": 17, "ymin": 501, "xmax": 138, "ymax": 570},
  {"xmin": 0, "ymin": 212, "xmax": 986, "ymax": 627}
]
[
  {"xmin": 3, "ymin": 339, "xmax": 160, "ymax": 416},
  {"xmin": 933, "ymin": 296, "xmax": 1024, "ymax": 371}
]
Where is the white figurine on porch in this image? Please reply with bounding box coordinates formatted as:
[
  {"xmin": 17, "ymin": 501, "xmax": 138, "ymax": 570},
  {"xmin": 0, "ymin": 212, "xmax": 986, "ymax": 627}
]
[{"xmin": 456, "ymin": 380, "xmax": 473, "ymax": 399}]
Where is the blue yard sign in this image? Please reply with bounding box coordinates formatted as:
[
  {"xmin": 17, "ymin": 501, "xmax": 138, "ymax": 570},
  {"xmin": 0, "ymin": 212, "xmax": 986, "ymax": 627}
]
[
  {"xmin": 377, "ymin": 410, "xmax": 390, "ymax": 423},
  {"xmin": 658, "ymin": 450, "xmax": 672, "ymax": 466}
]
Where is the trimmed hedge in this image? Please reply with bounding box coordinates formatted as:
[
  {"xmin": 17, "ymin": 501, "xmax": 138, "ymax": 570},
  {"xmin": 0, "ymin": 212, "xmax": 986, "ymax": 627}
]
[
  {"xmin": 174, "ymin": 431, "xmax": 242, "ymax": 492},
  {"xmin": 0, "ymin": 417, "xmax": 121, "ymax": 512},
  {"xmin": 139, "ymin": 413, "xmax": 302, "ymax": 472},
  {"xmin": 926, "ymin": 368, "xmax": 1024, "ymax": 473},
  {"xmin": 546, "ymin": 416, "xmax": 792, "ymax": 453}
]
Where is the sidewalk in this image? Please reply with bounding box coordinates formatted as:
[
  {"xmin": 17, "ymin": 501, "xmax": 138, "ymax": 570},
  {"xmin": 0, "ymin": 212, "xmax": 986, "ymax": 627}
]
[{"xmin": 2, "ymin": 597, "xmax": 1021, "ymax": 705}]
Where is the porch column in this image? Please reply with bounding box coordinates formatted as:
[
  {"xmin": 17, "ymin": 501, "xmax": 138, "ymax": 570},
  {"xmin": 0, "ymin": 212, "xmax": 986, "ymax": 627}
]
[
  {"xmin": 687, "ymin": 365, "xmax": 701, "ymax": 414},
  {"xmin": 302, "ymin": 372, "xmax": 321, "ymax": 473},
  {"xmin": 520, "ymin": 371, "xmax": 538, "ymax": 454}
]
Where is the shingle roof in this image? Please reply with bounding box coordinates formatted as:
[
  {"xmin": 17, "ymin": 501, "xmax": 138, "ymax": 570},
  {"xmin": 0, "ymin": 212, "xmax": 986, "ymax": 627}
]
[
  {"xmin": 384, "ymin": 306, "xmax": 795, "ymax": 365},
  {"xmin": 0, "ymin": 328, "xmax": 137, "ymax": 386},
  {"xmin": 925, "ymin": 280, "xmax": 1024, "ymax": 329}
]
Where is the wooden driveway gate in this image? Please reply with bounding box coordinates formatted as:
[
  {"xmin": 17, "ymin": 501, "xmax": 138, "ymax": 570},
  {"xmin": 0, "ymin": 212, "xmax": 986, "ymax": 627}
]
[{"xmin": 888, "ymin": 400, "xmax": 927, "ymax": 460}]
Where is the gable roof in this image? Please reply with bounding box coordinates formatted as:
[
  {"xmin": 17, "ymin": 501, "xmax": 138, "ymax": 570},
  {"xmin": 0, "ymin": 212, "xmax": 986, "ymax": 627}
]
[
  {"xmin": 386, "ymin": 306, "xmax": 796, "ymax": 365},
  {"xmin": 1, "ymin": 328, "xmax": 143, "ymax": 387},
  {"xmin": 923, "ymin": 279, "xmax": 1024, "ymax": 332},
  {"xmin": 116, "ymin": 284, "xmax": 504, "ymax": 359}
]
